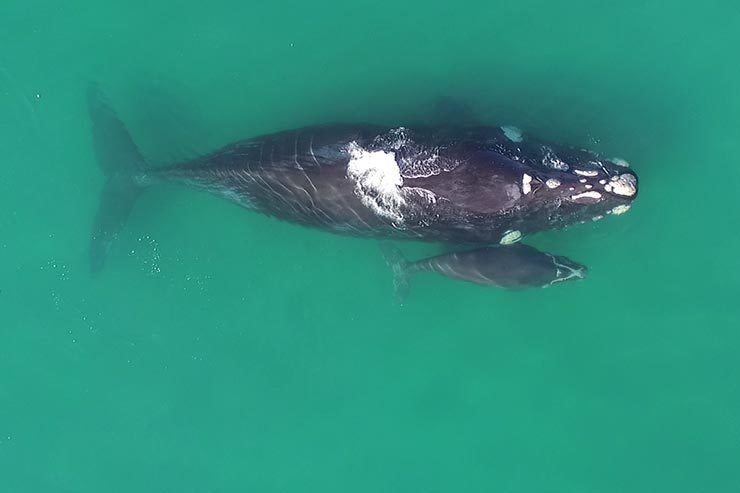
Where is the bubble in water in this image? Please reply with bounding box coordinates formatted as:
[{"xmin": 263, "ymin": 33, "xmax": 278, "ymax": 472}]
[
  {"xmin": 135, "ymin": 235, "xmax": 162, "ymax": 275},
  {"xmin": 45, "ymin": 258, "xmax": 70, "ymax": 281},
  {"xmin": 50, "ymin": 290, "xmax": 60, "ymax": 309}
]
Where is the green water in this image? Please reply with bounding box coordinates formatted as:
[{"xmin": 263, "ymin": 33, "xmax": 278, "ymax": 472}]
[{"xmin": 2, "ymin": 1, "xmax": 740, "ymax": 491}]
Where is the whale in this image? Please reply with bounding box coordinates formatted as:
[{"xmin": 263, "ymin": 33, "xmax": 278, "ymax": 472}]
[
  {"xmin": 88, "ymin": 85, "xmax": 638, "ymax": 273},
  {"xmin": 381, "ymin": 243, "xmax": 587, "ymax": 298}
]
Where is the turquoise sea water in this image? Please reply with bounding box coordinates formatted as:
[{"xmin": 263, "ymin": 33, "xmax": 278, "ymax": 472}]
[{"xmin": 2, "ymin": 1, "xmax": 740, "ymax": 491}]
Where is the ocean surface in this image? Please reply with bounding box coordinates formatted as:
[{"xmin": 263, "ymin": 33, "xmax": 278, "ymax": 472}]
[{"xmin": 2, "ymin": 1, "xmax": 739, "ymax": 491}]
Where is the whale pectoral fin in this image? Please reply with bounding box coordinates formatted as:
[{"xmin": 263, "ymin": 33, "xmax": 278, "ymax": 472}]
[
  {"xmin": 379, "ymin": 242, "xmax": 411, "ymax": 304},
  {"xmin": 433, "ymin": 96, "xmax": 481, "ymax": 126}
]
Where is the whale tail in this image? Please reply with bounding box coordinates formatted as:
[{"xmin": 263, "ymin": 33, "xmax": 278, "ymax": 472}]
[
  {"xmin": 380, "ymin": 243, "xmax": 411, "ymax": 303},
  {"xmin": 88, "ymin": 83, "xmax": 149, "ymax": 274}
]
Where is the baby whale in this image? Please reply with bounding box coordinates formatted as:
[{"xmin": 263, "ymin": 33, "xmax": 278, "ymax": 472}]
[
  {"xmin": 88, "ymin": 85, "xmax": 638, "ymax": 276},
  {"xmin": 382, "ymin": 243, "xmax": 587, "ymax": 298}
]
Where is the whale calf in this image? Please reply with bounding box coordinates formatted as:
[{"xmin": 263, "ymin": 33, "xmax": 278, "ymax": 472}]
[
  {"xmin": 88, "ymin": 85, "xmax": 638, "ymax": 273},
  {"xmin": 382, "ymin": 243, "xmax": 587, "ymax": 298}
]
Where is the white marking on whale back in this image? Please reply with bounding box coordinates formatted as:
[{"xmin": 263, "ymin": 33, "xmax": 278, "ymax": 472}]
[
  {"xmin": 522, "ymin": 173, "xmax": 532, "ymax": 194},
  {"xmin": 386, "ymin": 127, "xmax": 412, "ymax": 149},
  {"xmin": 346, "ymin": 142, "xmax": 406, "ymax": 223},
  {"xmin": 502, "ymin": 126, "xmax": 523, "ymax": 142},
  {"xmin": 407, "ymin": 186, "xmax": 438, "ymax": 204},
  {"xmin": 505, "ymin": 183, "xmax": 522, "ymax": 201},
  {"xmin": 499, "ymin": 229, "xmax": 522, "ymax": 245},
  {"xmin": 546, "ymin": 178, "xmax": 561, "ymax": 189}
]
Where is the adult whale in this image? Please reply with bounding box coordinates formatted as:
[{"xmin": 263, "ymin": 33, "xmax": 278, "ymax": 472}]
[{"xmin": 88, "ymin": 85, "xmax": 638, "ymax": 272}]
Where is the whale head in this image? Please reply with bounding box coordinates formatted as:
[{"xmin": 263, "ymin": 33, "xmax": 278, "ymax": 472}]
[{"xmin": 467, "ymin": 130, "xmax": 640, "ymax": 241}]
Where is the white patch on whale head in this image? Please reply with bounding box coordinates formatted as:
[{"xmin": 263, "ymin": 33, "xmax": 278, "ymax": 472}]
[
  {"xmin": 546, "ymin": 178, "xmax": 561, "ymax": 189},
  {"xmin": 609, "ymin": 204, "xmax": 632, "ymax": 215},
  {"xmin": 499, "ymin": 229, "xmax": 522, "ymax": 245},
  {"xmin": 522, "ymin": 173, "xmax": 532, "ymax": 194},
  {"xmin": 542, "ymin": 148, "xmax": 569, "ymax": 171},
  {"xmin": 574, "ymin": 169, "xmax": 599, "ymax": 177},
  {"xmin": 502, "ymin": 126, "xmax": 523, "ymax": 143},
  {"xmin": 570, "ymin": 191, "xmax": 602, "ymax": 202},
  {"xmin": 608, "ymin": 174, "xmax": 637, "ymax": 197},
  {"xmin": 346, "ymin": 142, "xmax": 405, "ymax": 223}
]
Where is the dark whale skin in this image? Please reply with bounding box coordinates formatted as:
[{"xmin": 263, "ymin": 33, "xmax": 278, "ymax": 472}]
[
  {"xmin": 87, "ymin": 85, "xmax": 638, "ymax": 273},
  {"xmin": 403, "ymin": 244, "xmax": 587, "ymax": 288},
  {"xmin": 149, "ymin": 124, "xmax": 638, "ymax": 244}
]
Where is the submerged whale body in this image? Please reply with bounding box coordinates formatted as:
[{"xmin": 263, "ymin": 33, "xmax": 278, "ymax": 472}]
[
  {"xmin": 88, "ymin": 85, "xmax": 638, "ymax": 274},
  {"xmin": 382, "ymin": 243, "xmax": 587, "ymax": 299}
]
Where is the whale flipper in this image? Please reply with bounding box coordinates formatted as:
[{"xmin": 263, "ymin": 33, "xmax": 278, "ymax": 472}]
[
  {"xmin": 380, "ymin": 243, "xmax": 411, "ymax": 303},
  {"xmin": 88, "ymin": 83, "xmax": 148, "ymax": 274}
]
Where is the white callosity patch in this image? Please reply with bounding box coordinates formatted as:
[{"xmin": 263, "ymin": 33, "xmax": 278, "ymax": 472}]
[
  {"xmin": 522, "ymin": 173, "xmax": 532, "ymax": 194},
  {"xmin": 599, "ymin": 179, "xmax": 607, "ymax": 185},
  {"xmin": 574, "ymin": 169, "xmax": 599, "ymax": 177},
  {"xmin": 609, "ymin": 174, "xmax": 637, "ymax": 197},
  {"xmin": 571, "ymin": 191, "xmax": 602, "ymax": 201},
  {"xmin": 542, "ymin": 148, "xmax": 569, "ymax": 171},
  {"xmin": 546, "ymin": 254, "xmax": 586, "ymax": 286},
  {"xmin": 546, "ymin": 178, "xmax": 561, "ymax": 189},
  {"xmin": 609, "ymin": 204, "xmax": 632, "ymax": 215},
  {"xmin": 499, "ymin": 230, "xmax": 522, "ymax": 245},
  {"xmin": 346, "ymin": 142, "xmax": 406, "ymax": 223},
  {"xmin": 502, "ymin": 126, "xmax": 523, "ymax": 143}
]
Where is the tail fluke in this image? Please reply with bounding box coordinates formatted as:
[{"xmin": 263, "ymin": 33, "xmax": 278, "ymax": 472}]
[
  {"xmin": 380, "ymin": 243, "xmax": 411, "ymax": 303},
  {"xmin": 88, "ymin": 83, "xmax": 148, "ymax": 274}
]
